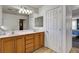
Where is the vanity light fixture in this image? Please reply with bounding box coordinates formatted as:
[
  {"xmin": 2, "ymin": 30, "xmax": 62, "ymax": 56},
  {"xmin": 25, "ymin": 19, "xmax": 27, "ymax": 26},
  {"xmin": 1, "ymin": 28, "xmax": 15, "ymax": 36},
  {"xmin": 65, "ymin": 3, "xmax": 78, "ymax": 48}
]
[{"xmin": 18, "ymin": 6, "xmax": 32, "ymax": 15}]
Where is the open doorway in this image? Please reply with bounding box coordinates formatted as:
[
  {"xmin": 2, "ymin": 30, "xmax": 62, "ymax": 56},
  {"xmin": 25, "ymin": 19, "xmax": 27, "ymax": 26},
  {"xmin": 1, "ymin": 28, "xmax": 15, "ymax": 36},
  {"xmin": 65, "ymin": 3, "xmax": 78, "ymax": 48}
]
[
  {"xmin": 19, "ymin": 19, "xmax": 24, "ymax": 30},
  {"xmin": 72, "ymin": 7, "xmax": 79, "ymax": 52}
]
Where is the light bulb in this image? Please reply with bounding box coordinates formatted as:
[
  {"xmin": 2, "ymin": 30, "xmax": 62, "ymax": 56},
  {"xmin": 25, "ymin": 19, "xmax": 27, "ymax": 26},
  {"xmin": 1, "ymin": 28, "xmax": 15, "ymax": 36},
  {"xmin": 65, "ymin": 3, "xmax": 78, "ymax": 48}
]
[
  {"xmin": 18, "ymin": 7, "xmax": 32, "ymax": 15},
  {"xmin": 25, "ymin": 9, "xmax": 29, "ymax": 15},
  {"xmin": 20, "ymin": 7, "xmax": 24, "ymax": 14},
  {"xmin": 22, "ymin": 9, "xmax": 25, "ymax": 14},
  {"xmin": 24, "ymin": 9, "xmax": 27, "ymax": 14},
  {"xmin": 29, "ymin": 10, "xmax": 32, "ymax": 14},
  {"xmin": 19, "ymin": 8, "xmax": 22, "ymax": 13},
  {"xmin": 25, "ymin": 10, "xmax": 27, "ymax": 14},
  {"xmin": 26, "ymin": 9, "xmax": 29, "ymax": 13},
  {"xmin": 19, "ymin": 10, "xmax": 21, "ymax": 13}
]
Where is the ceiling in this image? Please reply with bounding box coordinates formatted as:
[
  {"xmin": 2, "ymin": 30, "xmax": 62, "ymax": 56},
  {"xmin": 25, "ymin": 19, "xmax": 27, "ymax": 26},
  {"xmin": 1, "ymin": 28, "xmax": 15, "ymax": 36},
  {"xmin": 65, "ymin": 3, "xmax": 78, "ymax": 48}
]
[
  {"xmin": 2, "ymin": 5, "xmax": 43, "ymax": 15},
  {"xmin": 3, "ymin": 5, "xmax": 79, "ymax": 17},
  {"xmin": 28, "ymin": 5, "xmax": 43, "ymax": 8},
  {"xmin": 72, "ymin": 5, "xmax": 79, "ymax": 17},
  {"xmin": 72, "ymin": 8, "xmax": 79, "ymax": 17},
  {"xmin": 2, "ymin": 6, "xmax": 19, "ymax": 15}
]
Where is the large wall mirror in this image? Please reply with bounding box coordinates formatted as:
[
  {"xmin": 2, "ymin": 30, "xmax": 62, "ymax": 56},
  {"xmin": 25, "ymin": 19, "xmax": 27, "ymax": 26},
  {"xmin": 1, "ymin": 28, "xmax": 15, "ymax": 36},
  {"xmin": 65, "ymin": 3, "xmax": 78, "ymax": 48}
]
[{"xmin": 1, "ymin": 5, "xmax": 29, "ymax": 31}]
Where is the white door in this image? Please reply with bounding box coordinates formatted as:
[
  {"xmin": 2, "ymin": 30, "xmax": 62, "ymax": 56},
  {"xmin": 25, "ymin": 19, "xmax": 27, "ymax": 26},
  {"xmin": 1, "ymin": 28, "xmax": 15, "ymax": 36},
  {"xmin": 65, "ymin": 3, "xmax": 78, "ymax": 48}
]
[
  {"xmin": 45, "ymin": 9, "xmax": 52, "ymax": 48},
  {"xmin": 46, "ymin": 8, "xmax": 57, "ymax": 50},
  {"xmin": 56, "ymin": 7, "xmax": 63, "ymax": 52},
  {"xmin": 46, "ymin": 6, "xmax": 63, "ymax": 52}
]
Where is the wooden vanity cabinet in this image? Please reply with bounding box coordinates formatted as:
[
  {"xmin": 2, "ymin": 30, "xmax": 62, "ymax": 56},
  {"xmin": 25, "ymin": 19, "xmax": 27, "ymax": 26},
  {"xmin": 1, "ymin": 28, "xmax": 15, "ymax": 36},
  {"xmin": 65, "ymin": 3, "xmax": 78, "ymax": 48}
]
[
  {"xmin": 2, "ymin": 37, "xmax": 15, "ymax": 53},
  {"xmin": 0, "ymin": 32, "xmax": 44, "ymax": 53},
  {"xmin": 0, "ymin": 35, "xmax": 25, "ymax": 53},
  {"xmin": 34, "ymin": 33, "xmax": 40, "ymax": 50},
  {"xmin": 0, "ymin": 40, "xmax": 2, "ymax": 52},
  {"xmin": 25, "ymin": 34, "xmax": 34, "ymax": 53},
  {"xmin": 15, "ymin": 36, "xmax": 25, "ymax": 53},
  {"xmin": 25, "ymin": 32, "xmax": 44, "ymax": 52},
  {"xmin": 39, "ymin": 32, "xmax": 44, "ymax": 47},
  {"xmin": 34, "ymin": 32, "xmax": 44, "ymax": 50}
]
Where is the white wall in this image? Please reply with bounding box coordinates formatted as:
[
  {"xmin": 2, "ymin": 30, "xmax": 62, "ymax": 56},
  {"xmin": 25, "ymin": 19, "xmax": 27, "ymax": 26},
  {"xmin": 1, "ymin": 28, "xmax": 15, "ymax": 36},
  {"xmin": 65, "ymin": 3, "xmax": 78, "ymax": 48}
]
[
  {"xmin": 29, "ymin": 5, "xmax": 61, "ymax": 47},
  {"xmin": 29, "ymin": 5, "xmax": 59, "ymax": 30},
  {"xmin": 3, "ymin": 13, "xmax": 29, "ymax": 31},
  {"xmin": 65, "ymin": 6, "xmax": 72, "ymax": 52},
  {"xmin": 29, "ymin": 5, "xmax": 72, "ymax": 53},
  {"xmin": 0, "ymin": 6, "xmax": 2, "ymax": 26},
  {"xmin": 0, "ymin": 6, "xmax": 3, "ymax": 35}
]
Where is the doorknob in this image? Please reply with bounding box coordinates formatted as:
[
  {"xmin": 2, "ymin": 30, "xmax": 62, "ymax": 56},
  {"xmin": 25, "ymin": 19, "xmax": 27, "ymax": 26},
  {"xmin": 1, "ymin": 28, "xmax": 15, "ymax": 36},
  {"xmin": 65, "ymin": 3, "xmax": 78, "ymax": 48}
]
[{"xmin": 46, "ymin": 31, "xmax": 49, "ymax": 33}]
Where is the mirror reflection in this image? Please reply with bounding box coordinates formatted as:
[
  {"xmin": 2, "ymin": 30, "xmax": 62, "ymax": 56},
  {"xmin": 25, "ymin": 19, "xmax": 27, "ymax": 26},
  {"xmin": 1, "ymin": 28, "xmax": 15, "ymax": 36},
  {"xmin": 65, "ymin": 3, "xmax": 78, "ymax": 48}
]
[
  {"xmin": 0, "ymin": 5, "xmax": 44, "ymax": 35},
  {"xmin": 2, "ymin": 5, "xmax": 29, "ymax": 31}
]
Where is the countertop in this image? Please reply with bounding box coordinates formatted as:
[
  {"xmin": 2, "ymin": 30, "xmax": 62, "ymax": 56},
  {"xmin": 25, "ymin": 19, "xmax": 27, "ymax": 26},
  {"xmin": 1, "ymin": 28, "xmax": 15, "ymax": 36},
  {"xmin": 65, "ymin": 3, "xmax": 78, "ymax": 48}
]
[{"xmin": 0, "ymin": 31, "xmax": 44, "ymax": 39}]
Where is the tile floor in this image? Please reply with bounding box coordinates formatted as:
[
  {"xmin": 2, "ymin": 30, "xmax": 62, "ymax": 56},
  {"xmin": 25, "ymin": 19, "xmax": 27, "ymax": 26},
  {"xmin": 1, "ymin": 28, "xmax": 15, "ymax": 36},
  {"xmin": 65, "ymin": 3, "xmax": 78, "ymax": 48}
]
[
  {"xmin": 33, "ymin": 47, "xmax": 79, "ymax": 53},
  {"xmin": 33, "ymin": 47, "xmax": 55, "ymax": 53},
  {"xmin": 70, "ymin": 47, "xmax": 79, "ymax": 53}
]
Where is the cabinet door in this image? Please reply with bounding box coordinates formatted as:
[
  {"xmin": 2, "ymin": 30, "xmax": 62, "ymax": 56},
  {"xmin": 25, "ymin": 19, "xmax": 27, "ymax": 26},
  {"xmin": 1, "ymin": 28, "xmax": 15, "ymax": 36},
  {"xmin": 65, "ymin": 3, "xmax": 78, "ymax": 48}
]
[
  {"xmin": 2, "ymin": 38, "xmax": 15, "ymax": 53},
  {"xmin": 0, "ymin": 40, "xmax": 2, "ymax": 52},
  {"xmin": 25, "ymin": 34, "xmax": 34, "ymax": 53},
  {"xmin": 40, "ymin": 32, "xmax": 44, "ymax": 47},
  {"xmin": 34, "ymin": 33, "xmax": 40, "ymax": 50},
  {"xmin": 15, "ymin": 36, "xmax": 25, "ymax": 53}
]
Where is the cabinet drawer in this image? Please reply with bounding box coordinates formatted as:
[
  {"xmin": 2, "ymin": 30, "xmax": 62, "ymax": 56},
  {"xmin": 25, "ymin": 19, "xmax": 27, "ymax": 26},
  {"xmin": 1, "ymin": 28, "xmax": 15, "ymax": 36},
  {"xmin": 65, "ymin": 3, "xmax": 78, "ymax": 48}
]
[
  {"xmin": 26, "ymin": 43, "xmax": 33, "ymax": 48},
  {"xmin": 25, "ymin": 34, "xmax": 34, "ymax": 40},
  {"xmin": 35, "ymin": 34, "xmax": 40, "ymax": 37},
  {"xmin": 35, "ymin": 37, "xmax": 40, "ymax": 42},
  {"xmin": 35, "ymin": 36, "xmax": 40, "ymax": 38},
  {"xmin": 26, "ymin": 39, "xmax": 33, "ymax": 45},
  {"xmin": 26, "ymin": 46, "xmax": 34, "ymax": 53}
]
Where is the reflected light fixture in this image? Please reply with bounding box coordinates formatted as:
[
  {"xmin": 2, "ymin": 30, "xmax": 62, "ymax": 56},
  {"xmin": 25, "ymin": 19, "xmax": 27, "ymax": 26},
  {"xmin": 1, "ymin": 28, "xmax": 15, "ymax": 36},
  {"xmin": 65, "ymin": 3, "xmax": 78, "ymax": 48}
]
[
  {"xmin": 19, "ymin": 6, "xmax": 32, "ymax": 15},
  {"xmin": 0, "ymin": 26, "xmax": 7, "ymax": 31}
]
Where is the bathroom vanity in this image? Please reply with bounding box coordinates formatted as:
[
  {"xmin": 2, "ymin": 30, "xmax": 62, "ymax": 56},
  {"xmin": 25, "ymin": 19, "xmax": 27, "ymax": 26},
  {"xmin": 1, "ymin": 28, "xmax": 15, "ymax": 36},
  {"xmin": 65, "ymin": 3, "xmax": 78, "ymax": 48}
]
[{"xmin": 0, "ymin": 32, "xmax": 44, "ymax": 53}]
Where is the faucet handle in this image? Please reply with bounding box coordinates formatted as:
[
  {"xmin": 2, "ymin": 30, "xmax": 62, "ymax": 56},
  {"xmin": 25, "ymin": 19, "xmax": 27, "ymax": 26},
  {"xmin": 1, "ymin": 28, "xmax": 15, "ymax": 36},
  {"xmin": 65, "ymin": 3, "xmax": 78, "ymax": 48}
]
[{"xmin": 12, "ymin": 31, "xmax": 14, "ymax": 34}]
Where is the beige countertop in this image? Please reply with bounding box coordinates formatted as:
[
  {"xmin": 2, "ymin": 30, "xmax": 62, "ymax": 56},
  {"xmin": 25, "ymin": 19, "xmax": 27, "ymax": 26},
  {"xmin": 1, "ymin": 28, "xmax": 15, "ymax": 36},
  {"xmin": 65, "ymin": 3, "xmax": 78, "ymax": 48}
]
[{"xmin": 0, "ymin": 31, "xmax": 44, "ymax": 39}]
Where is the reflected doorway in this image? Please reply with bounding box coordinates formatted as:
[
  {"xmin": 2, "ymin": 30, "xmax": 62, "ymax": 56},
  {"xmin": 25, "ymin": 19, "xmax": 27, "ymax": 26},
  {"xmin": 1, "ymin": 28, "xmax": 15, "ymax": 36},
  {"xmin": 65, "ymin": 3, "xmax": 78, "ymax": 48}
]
[{"xmin": 19, "ymin": 19, "xmax": 24, "ymax": 30}]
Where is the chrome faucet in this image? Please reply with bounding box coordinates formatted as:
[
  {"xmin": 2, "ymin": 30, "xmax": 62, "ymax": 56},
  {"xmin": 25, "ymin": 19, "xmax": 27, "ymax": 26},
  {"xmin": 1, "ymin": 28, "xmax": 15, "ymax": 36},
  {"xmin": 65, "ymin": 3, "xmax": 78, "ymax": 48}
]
[
  {"xmin": 11, "ymin": 31, "xmax": 15, "ymax": 34},
  {"xmin": 11, "ymin": 29, "xmax": 15, "ymax": 34}
]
